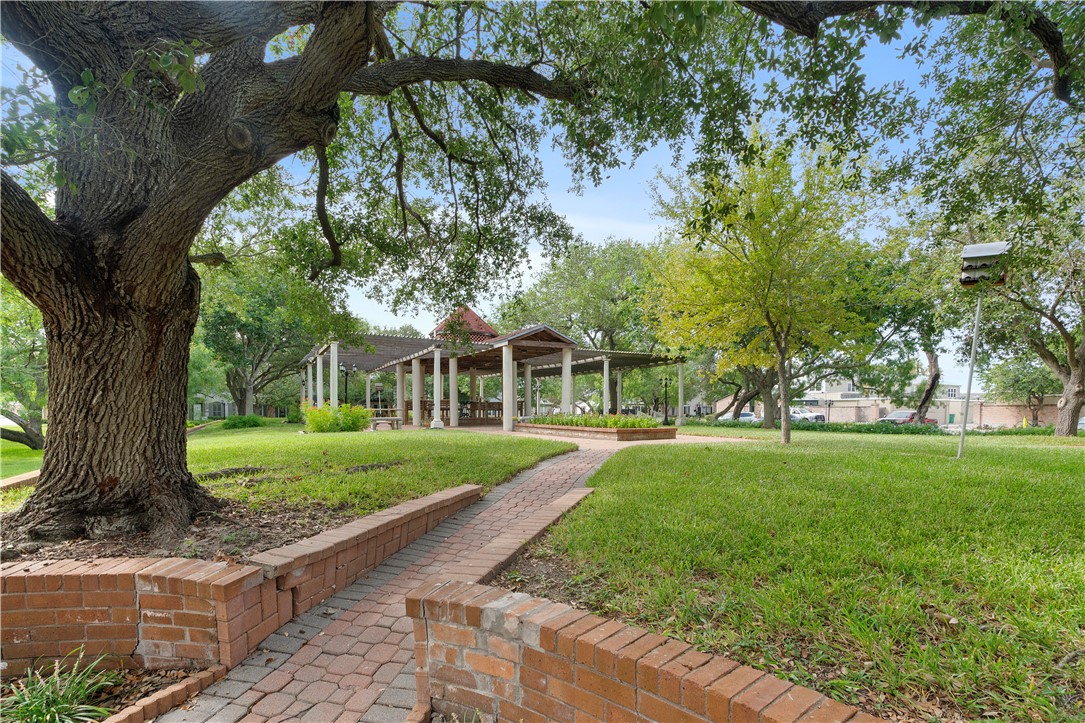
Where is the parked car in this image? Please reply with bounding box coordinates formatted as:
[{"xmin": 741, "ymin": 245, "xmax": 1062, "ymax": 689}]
[
  {"xmin": 736, "ymin": 411, "xmax": 761, "ymax": 424},
  {"xmin": 789, "ymin": 406, "xmax": 825, "ymax": 422},
  {"xmin": 1078, "ymin": 416, "xmax": 1085, "ymax": 432},
  {"xmin": 877, "ymin": 410, "xmax": 937, "ymax": 425}
]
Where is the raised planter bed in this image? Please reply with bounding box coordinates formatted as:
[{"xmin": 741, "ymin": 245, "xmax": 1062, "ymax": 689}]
[{"xmin": 515, "ymin": 422, "xmax": 676, "ymax": 441}]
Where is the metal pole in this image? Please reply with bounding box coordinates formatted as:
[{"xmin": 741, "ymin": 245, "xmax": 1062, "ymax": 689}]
[{"xmin": 957, "ymin": 296, "xmax": 983, "ymax": 459}]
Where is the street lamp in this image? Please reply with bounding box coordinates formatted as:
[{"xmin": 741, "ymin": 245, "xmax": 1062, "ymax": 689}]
[
  {"xmin": 826, "ymin": 399, "xmax": 833, "ymax": 423},
  {"xmin": 534, "ymin": 380, "xmax": 541, "ymax": 417},
  {"xmin": 660, "ymin": 376, "xmax": 671, "ymax": 426},
  {"xmin": 340, "ymin": 363, "xmax": 357, "ymax": 405},
  {"xmin": 374, "ymin": 381, "xmax": 384, "ymax": 412}
]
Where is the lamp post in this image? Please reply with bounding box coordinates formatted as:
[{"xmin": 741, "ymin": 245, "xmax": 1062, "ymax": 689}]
[
  {"xmin": 340, "ymin": 363, "xmax": 357, "ymax": 405},
  {"xmin": 534, "ymin": 380, "xmax": 541, "ymax": 417},
  {"xmin": 374, "ymin": 382, "xmax": 384, "ymax": 412},
  {"xmin": 661, "ymin": 376, "xmax": 670, "ymax": 426},
  {"xmin": 826, "ymin": 399, "xmax": 833, "ymax": 423}
]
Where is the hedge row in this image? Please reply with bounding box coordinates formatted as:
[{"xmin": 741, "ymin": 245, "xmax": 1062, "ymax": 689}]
[
  {"xmin": 688, "ymin": 419, "xmax": 946, "ymax": 435},
  {"xmin": 526, "ymin": 413, "xmax": 660, "ymax": 429}
]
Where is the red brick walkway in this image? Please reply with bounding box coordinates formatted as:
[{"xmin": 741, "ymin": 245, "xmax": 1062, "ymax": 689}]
[{"xmin": 158, "ymin": 448, "xmax": 614, "ymax": 723}]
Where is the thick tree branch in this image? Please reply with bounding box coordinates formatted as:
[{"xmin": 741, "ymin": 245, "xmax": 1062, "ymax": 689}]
[
  {"xmin": 739, "ymin": 1, "xmax": 1078, "ymax": 104},
  {"xmin": 342, "ymin": 57, "xmax": 579, "ymax": 102},
  {"xmin": 287, "ymin": 2, "xmax": 377, "ymax": 110},
  {"xmin": 0, "ymin": 171, "xmax": 68, "ymax": 297}
]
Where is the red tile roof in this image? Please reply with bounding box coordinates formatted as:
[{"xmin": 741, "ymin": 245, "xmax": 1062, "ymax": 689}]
[{"xmin": 431, "ymin": 306, "xmax": 499, "ymax": 342}]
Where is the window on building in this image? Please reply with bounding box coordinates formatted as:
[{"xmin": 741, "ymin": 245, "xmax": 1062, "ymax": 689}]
[
  {"xmin": 847, "ymin": 383, "xmax": 855, "ymax": 392},
  {"xmin": 946, "ymin": 388, "xmax": 957, "ymax": 398}
]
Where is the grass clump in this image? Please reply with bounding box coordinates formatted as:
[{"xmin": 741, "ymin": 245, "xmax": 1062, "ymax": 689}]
[
  {"xmin": 543, "ymin": 433, "xmax": 1085, "ymax": 721},
  {"xmin": 527, "ymin": 413, "xmax": 659, "ymax": 429},
  {"xmin": 0, "ymin": 649, "xmax": 122, "ymax": 723},
  {"xmin": 220, "ymin": 414, "xmax": 264, "ymax": 430},
  {"xmin": 304, "ymin": 404, "xmax": 373, "ymax": 433}
]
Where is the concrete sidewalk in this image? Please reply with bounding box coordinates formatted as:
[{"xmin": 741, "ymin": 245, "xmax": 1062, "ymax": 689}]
[{"xmin": 158, "ymin": 448, "xmax": 614, "ymax": 723}]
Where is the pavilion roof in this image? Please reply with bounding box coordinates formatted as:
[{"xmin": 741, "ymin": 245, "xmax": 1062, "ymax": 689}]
[{"xmin": 431, "ymin": 306, "xmax": 498, "ymax": 342}]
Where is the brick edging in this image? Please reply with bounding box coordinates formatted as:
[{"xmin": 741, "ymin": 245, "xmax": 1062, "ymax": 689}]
[
  {"xmin": 1, "ymin": 484, "xmax": 483, "ymax": 677},
  {"xmin": 516, "ymin": 423, "xmax": 677, "ymax": 441},
  {"xmin": 103, "ymin": 664, "xmax": 226, "ymax": 723},
  {"xmin": 408, "ymin": 581, "xmax": 887, "ymax": 723},
  {"xmin": 0, "ymin": 470, "xmax": 39, "ymax": 491}
]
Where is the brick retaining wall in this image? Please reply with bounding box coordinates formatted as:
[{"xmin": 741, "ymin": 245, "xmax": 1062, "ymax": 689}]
[
  {"xmin": 1, "ymin": 484, "xmax": 480, "ymax": 677},
  {"xmin": 407, "ymin": 580, "xmax": 887, "ymax": 723}
]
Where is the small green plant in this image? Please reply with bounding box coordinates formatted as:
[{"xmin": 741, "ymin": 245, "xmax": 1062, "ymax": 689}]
[
  {"xmin": 526, "ymin": 413, "xmax": 660, "ymax": 429},
  {"xmin": 1, "ymin": 649, "xmax": 122, "ymax": 723},
  {"xmin": 222, "ymin": 415, "xmax": 264, "ymax": 430},
  {"xmin": 303, "ymin": 404, "xmax": 373, "ymax": 433},
  {"xmin": 286, "ymin": 404, "xmax": 303, "ymax": 424}
]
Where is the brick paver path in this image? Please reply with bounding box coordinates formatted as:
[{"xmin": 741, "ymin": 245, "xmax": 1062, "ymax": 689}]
[{"xmin": 157, "ymin": 448, "xmax": 614, "ymax": 723}]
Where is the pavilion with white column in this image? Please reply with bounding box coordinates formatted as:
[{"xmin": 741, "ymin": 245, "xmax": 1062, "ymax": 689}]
[{"xmin": 300, "ymin": 307, "xmax": 686, "ymax": 430}]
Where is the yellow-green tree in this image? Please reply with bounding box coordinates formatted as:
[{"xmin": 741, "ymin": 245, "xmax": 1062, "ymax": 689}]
[{"xmin": 648, "ymin": 144, "xmax": 874, "ymax": 443}]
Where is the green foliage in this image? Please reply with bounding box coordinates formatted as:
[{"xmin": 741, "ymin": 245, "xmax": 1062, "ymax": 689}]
[
  {"xmin": 304, "ymin": 405, "xmax": 373, "ymax": 433},
  {"xmin": 286, "ymin": 404, "xmax": 303, "ymax": 424},
  {"xmin": 0, "ymin": 649, "xmax": 122, "ymax": 723},
  {"xmin": 221, "ymin": 415, "xmax": 264, "ymax": 430},
  {"xmin": 686, "ymin": 419, "xmax": 945, "ymax": 435},
  {"xmin": 497, "ymin": 239, "xmax": 653, "ymax": 351},
  {"xmin": 527, "ymin": 413, "xmax": 659, "ymax": 429},
  {"xmin": 972, "ymin": 425, "xmax": 1061, "ymax": 437},
  {"xmin": 0, "ymin": 279, "xmax": 47, "ymax": 448},
  {"xmin": 542, "ymin": 434, "xmax": 1085, "ymax": 721}
]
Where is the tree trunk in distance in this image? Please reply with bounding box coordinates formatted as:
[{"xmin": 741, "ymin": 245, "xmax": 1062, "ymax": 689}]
[
  {"xmin": 776, "ymin": 356, "xmax": 791, "ymax": 444},
  {"xmin": 0, "ymin": 409, "xmax": 45, "ymax": 450},
  {"xmin": 914, "ymin": 348, "xmax": 940, "ymax": 422},
  {"xmin": 1054, "ymin": 366, "xmax": 1083, "ymax": 437},
  {"xmin": 6, "ymin": 270, "xmax": 219, "ymax": 542},
  {"xmin": 759, "ymin": 378, "xmax": 777, "ymax": 429}
]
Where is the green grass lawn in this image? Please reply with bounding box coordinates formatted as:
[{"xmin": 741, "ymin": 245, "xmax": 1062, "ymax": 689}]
[
  {"xmin": 0, "ymin": 438, "xmax": 44, "ymax": 479},
  {"xmin": 1, "ymin": 424, "xmax": 574, "ymax": 516},
  {"xmin": 535, "ymin": 432, "xmax": 1085, "ymax": 721}
]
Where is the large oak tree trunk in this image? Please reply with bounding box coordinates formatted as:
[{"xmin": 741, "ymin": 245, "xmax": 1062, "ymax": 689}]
[
  {"xmin": 1054, "ymin": 366, "xmax": 1083, "ymax": 437},
  {"xmin": 7, "ymin": 267, "xmax": 219, "ymax": 541},
  {"xmin": 914, "ymin": 348, "xmax": 940, "ymax": 422}
]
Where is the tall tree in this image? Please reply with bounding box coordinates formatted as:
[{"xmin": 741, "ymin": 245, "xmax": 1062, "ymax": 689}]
[
  {"xmin": 0, "ymin": 279, "xmax": 47, "ymax": 449},
  {"xmin": 497, "ymin": 238, "xmax": 653, "ymax": 412},
  {"xmin": 200, "ymin": 262, "xmax": 359, "ymax": 416},
  {"xmin": 649, "ymin": 142, "xmax": 875, "ymax": 443},
  {"xmin": 983, "ymin": 354, "xmax": 1064, "ymax": 427},
  {"xmin": 0, "ymin": 2, "xmax": 1077, "ymax": 539}
]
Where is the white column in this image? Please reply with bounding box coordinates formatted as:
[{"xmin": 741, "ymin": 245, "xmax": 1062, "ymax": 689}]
[
  {"xmin": 329, "ymin": 342, "xmax": 339, "ymax": 407},
  {"xmin": 502, "ymin": 345, "xmax": 516, "ymax": 431},
  {"xmin": 449, "ymin": 356, "xmax": 459, "ymax": 428},
  {"xmin": 677, "ymin": 362, "xmax": 686, "ymax": 426},
  {"xmin": 411, "ymin": 358, "xmax": 422, "ymax": 427},
  {"xmin": 470, "ymin": 368, "xmax": 478, "ymax": 400},
  {"xmin": 523, "ymin": 364, "xmax": 533, "ymax": 417},
  {"xmin": 396, "ymin": 363, "xmax": 406, "ymax": 422},
  {"xmin": 431, "ymin": 349, "xmax": 444, "ymax": 428},
  {"xmin": 306, "ymin": 362, "xmax": 314, "ymax": 406},
  {"xmin": 365, "ymin": 373, "xmax": 372, "ymax": 410},
  {"xmin": 616, "ymin": 370, "xmax": 623, "ymax": 414},
  {"xmin": 561, "ymin": 347, "xmax": 573, "ymax": 413},
  {"xmin": 316, "ymin": 353, "xmax": 324, "ymax": 408},
  {"xmin": 602, "ymin": 357, "xmax": 611, "ymax": 415}
]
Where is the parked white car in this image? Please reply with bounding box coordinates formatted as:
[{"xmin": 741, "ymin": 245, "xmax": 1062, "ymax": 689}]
[
  {"xmin": 789, "ymin": 406, "xmax": 825, "ymax": 422},
  {"xmin": 736, "ymin": 411, "xmax": 761, "ymax": 424}
]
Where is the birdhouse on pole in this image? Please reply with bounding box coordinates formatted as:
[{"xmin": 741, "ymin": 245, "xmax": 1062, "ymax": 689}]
[{"xmin": 960, "ymin": 242, "xmax": 1010, "ymax": 287}]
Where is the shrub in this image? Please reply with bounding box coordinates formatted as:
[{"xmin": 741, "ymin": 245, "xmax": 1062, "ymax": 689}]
[
  {"xmin": 685, "ymin": 419, "xmax": 945, "ymax": 435},
  {"xmin": 304, "ymin": 404, "xmax": 373, "ymax": 433},
  {"xmin": 286, "ymin": 404, "xmax": 303, "ymax": 424},
  {"xmin": 222, "ymin": 414, "xmax": 263, "ymax": 430},
  {"xmin": 969, "ymin": 425, "xmax": 1055, "ymax": 436},
  {"xmin": 525, "ymin": 413, "xmax": 660, "ymax": 429},
  {"xmin": 1, "ymin": 649, "xmax": 122, "ymax": 723}
]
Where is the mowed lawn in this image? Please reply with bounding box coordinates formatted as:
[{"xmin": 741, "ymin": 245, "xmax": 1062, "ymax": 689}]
[
  {"xmin": 1, "ymin": 424, "xmax": 574, "ymax": 515},
  {"xmin": 0, "ymin": 437, "xmax": 44, "ymax": 479},
  {"xmin": 540, "ymin": 432, "xmax": 1084, "ymax": 721}
]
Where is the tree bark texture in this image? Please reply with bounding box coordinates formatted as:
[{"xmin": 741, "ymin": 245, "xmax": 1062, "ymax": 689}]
[
  {"xmin": 914, "ymin": 348, "xmax": 940, "ymax": 422},
  {"xmin": 1054, "ymin": 366, "xmax": 1084, "ymax": 437}
]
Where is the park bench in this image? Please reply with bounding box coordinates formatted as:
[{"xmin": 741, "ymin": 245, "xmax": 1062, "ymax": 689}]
[{"xmin": 370, "ymin": 416, "xmax": 402, "ymax": 430}]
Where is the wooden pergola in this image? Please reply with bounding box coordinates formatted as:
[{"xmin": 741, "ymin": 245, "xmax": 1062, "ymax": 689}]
[{"xmin": 300, "ymin": 308, "xmax": 685, "ymax": 431}]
